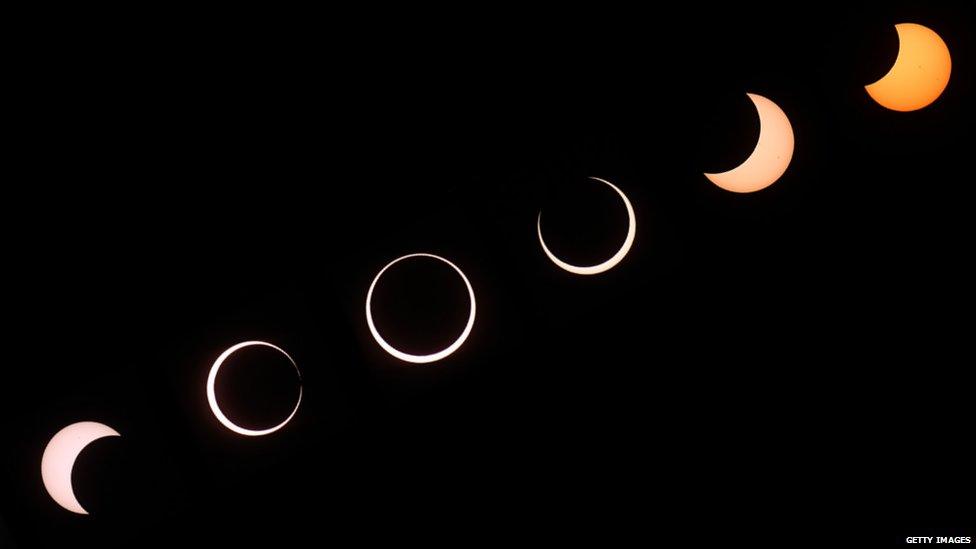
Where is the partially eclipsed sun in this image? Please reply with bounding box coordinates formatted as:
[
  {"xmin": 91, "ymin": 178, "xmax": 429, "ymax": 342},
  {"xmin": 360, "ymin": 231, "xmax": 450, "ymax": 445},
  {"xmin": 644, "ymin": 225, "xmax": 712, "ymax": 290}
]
[
  {"xmin": 866, "ymin": 23, "xmax": 951, "ymax": 112},
  {"xmin": 704, "ymin": 93, "xmax": 795, "ymax": 193}
]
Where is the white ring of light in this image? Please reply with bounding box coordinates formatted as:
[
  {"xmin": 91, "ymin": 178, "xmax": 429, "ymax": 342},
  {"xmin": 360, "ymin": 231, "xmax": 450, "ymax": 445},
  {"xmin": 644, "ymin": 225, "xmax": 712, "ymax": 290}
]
[
  {"xmin": 206, "ymin": 340, "xmax": 303, "ymax": 436},
  {"xmin": 537, "ymin": 176, "xmax": 637, "ymax": 275},
  {"xmin": 365, "ymin": 253, "xmax": 476, "ymax": 364}
]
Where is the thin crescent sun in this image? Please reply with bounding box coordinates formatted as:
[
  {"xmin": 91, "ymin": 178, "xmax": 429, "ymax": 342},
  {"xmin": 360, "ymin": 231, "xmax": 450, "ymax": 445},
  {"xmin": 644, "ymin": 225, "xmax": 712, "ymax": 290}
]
[
  {"xmin": 206, "ymin": 340, "xmax": 303, "ymax": 437},
  {"xmin": 704, "ymin": 93, "xmax": 794, "ymax": 193},
  {"xmin": 537, "ymin": 176, "xmax": 636, "ymax": 275},
  {"xmin": 365, "ymin": 253, "xmax": 476, "ymax": 364}
]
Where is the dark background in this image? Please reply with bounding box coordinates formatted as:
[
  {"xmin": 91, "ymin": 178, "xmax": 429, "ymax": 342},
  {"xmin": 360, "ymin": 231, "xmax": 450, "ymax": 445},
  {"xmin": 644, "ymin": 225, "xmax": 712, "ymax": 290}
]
[{"xmin": 2, "ymin": 2, "xmax": 972, "ymax": 546}]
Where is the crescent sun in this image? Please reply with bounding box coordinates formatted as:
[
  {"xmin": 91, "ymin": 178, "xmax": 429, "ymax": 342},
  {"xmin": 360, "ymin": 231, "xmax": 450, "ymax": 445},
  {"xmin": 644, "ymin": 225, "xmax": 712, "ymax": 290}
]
[
  {"xmin": 537, "ymin": 176, "xmax": 636, "ymax": 275},
  {"xmin": 41, "ymin": 421, "xmax": 121, "ymax": 515},
  {"xmin": 206, "ymin": 340, "xmax": 303, "ymax": 437},
  {"xmin": 366, "ymin": 253, "xmax": 476, "ymax": 364},
  {"xmin": 704, "ymin": 93, "xmax": 795, "ymax": 193}
]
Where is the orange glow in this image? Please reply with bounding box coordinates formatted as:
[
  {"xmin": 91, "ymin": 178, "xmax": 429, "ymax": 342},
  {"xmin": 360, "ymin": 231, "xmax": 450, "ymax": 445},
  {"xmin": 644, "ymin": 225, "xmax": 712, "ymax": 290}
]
[{"xmin": 865, "ymin": 23, "xmax": 951, "ymax": 112}]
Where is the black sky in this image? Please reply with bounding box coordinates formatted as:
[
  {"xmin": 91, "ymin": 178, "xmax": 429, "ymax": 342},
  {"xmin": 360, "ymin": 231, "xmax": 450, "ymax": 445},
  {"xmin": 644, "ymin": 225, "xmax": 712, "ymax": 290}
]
[{"xmin": 2, "ymin": 2, "xmax": 973, "ymax": 547}]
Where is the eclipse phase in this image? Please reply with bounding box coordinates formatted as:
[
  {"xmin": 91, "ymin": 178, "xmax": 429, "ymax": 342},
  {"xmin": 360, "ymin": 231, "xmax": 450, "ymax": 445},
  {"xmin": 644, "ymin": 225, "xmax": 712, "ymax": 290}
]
[
  {"xmin": 537, "ymin": 176, "xmax": 636, "ymax": 275},
  {"xmin": 206, "ymin": 341, "xmax": 303, "ymax": 436},
  {"xmin": 41, "ymin": 421, "xmax": 121, "ymax": 515},
  {"xmin": 366, "ymin": 253, "xmax": 476, "ymax": 364},
  {"xmin": 704, "ymin": 93, "xmax": 794, "ymax": 193},
  {"xmin": 865, "ymin": 23, "xmax": 951, "ymax": 112}
]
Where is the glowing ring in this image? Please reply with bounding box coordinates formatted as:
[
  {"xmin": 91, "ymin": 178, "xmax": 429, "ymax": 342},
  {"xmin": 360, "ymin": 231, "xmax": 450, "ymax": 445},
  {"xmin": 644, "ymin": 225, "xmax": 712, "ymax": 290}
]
[
  {"xmin": 538, "ymin": 177, "xmax": 636, "ymax": 275},
  {"xmin": 206, "ymin": 340, "xmax": 302, "ymax": 436},
  {"xmin": 365, "ymin": 253, "xmax": 476, "ymax": 364}
]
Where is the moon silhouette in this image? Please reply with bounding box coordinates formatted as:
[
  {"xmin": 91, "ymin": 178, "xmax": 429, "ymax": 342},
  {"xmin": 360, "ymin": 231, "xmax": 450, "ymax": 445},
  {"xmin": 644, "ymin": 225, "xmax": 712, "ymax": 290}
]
[
  {"xmin": 537, "ymin": 177, "xmax": 636, "ymax": 275},
  {"xmin": 206, "ymin": 340, "xmax": 303, "ymax": 437},
  {"xmin": 366, "ymin": 253, "xmax": 476, "ymax": 364},
  {"xmin": 704, "ymin": 93, "xmax": 794, "ymax": 193},
  {"xmin": 865, "ymin": 23, "xmax": 951, "ymax": 112},
  {"xmin": 41, "ymin": 421, "xmax": 121, "ymax": 515}
]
